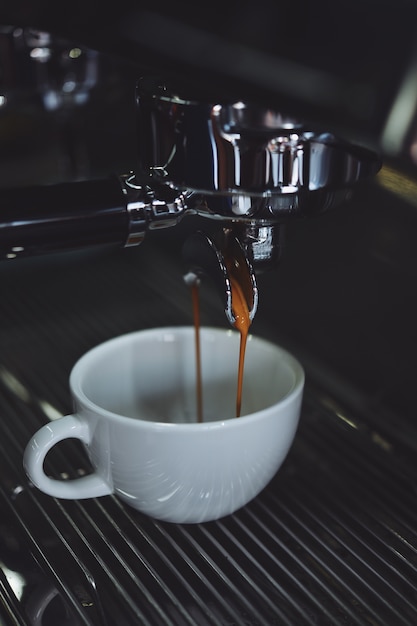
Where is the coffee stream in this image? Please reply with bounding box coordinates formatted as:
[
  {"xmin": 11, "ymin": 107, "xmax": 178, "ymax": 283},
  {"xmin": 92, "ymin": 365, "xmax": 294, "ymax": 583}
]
[
  {"xmin": 191, "ymin": 283, "xmax": 203, "ymax": 423},
  {"xmin": 191, "ymin": 272, "xmax": 251, "ymax": 422},
  {"xmin": 227, "ymin": 275, "xmax": 251, "ymax": 418}
]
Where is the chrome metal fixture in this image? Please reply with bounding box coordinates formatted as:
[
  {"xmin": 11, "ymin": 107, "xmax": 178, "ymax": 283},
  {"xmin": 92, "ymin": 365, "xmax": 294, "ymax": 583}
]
[
  {"xmin": 0, "ymin": 77, "xmax": 381, "ymax": 325},
  {"xmin": 135, "ymin": 78, "xmax": 380, "ymax": 321}
]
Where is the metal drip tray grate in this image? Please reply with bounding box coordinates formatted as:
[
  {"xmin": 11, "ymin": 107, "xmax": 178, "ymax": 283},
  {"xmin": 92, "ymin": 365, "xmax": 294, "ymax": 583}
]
[{"xmin": 0, "ymin": 246, "xmax": 416, "ymax": 625}]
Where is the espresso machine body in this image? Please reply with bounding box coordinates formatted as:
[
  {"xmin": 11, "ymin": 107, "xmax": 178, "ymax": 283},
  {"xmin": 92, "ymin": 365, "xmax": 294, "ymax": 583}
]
[{"xmin": 0, "ymin": 3, "xmax": 417, "ymax": 625}]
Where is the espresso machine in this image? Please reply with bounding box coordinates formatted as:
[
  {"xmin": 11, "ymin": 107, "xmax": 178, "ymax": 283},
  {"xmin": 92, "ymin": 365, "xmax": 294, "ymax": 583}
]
[{"xmin": 0, "ymin": 2, "xmax": 417, "ymax": 625}]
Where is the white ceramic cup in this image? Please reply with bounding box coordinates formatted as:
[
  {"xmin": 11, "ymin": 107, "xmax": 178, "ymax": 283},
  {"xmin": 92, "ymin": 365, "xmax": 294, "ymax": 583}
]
[{"xmin": 23, "ymin": 326, "xmax": 304, "ymax": 523}]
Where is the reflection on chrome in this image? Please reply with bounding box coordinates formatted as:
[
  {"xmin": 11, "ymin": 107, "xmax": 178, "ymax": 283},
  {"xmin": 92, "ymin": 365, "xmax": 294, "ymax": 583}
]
[{"xmin": 0, "ymin": 561, "xmax": 25, "ymax": 600}]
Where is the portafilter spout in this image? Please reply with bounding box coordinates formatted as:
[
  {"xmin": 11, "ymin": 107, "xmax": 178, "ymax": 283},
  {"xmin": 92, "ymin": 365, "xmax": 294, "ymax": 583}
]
[{"xmin": 182, "ymin": 229, "xmax": 258, "ymax": 327}]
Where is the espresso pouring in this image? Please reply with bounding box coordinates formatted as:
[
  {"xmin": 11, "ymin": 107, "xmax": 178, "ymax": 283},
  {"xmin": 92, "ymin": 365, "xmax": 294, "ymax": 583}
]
[{"xmin": 191, "ymin": 271, "xmax": 251, "ymax": 422}]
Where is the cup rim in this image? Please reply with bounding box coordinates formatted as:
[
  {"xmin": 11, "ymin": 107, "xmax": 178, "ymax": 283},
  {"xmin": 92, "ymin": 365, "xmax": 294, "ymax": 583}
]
[{"xmin": 69, "ymin": 326, "xmax": 305, "ymax": 431}]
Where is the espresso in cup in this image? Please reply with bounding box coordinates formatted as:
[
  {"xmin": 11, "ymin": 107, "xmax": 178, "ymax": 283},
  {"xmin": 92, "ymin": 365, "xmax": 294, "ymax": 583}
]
[{"xmin": 23, "ymin": 327, "xmax": 304, "ymax": 523}]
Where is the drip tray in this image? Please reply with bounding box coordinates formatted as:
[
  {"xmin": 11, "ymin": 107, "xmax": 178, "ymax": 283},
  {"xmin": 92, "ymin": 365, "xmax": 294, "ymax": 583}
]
[{"xmin": 0, "ymin": 245, "xmax": 416, "ymax": 626}]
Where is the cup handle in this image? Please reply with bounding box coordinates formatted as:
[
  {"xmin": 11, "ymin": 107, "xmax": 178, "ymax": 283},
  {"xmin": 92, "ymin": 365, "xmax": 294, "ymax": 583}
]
[{"xmin": 23, "ymin": 415, "xmax": 112, "ymax": 499}]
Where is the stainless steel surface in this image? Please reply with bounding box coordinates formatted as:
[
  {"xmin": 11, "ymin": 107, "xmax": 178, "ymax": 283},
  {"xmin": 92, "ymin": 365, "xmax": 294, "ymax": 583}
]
[
  {"xmin": 137, "ymin": 83, "xmax": 380, "ymax": 202},
  {"xmin": 137, "ymin": 80, "xmax": 380, "ymax": 222}
]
